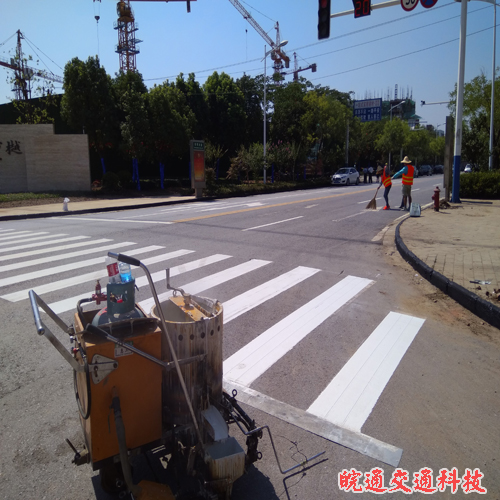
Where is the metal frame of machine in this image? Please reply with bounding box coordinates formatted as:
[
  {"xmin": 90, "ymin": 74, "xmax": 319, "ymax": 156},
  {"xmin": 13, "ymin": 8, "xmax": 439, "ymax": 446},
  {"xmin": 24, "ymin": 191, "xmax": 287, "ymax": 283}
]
[{"xmin": 29, "ymin": 252, "xmax": 323, "ymax": 500}]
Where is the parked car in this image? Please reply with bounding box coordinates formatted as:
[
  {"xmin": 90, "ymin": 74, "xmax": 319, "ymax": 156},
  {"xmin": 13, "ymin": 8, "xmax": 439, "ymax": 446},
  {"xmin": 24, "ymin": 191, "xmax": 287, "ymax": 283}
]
[
  {"xmin": 331, "ymin": 167, "xmax": 360, "ymax": 186},
  {"xmin": 413, "ymin": 167, "xmax": 419, "ymax": 178},
  {"xmin": 433, "ymin": 165, "xmax": 444, "ymax": 174},
  {"xmin": 419, "ymin": 165, "xmax": 433, "ymax": 176},
  {"xmin": 464, "ymin": 164, "xmax": 472, "ymax": 173}
]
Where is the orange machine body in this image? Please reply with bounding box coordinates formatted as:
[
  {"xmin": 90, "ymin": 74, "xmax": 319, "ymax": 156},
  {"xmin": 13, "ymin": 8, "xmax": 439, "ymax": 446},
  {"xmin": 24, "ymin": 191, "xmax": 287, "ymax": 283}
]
[{"xmin": 74, "ymin": 311, "xmax": 162, "ymax": 470}]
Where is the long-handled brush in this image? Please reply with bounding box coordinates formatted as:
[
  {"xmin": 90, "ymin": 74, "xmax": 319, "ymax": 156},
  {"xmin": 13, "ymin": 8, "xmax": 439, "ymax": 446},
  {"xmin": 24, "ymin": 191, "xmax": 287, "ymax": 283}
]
[{"xmin": 366, "ymin": 186, "xmax": 380, "ymax": 210}]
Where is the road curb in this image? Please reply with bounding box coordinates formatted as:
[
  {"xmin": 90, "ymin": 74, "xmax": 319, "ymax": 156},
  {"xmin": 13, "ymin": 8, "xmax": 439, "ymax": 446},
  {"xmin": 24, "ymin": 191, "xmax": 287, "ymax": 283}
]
[
  {"xmin": 395, "ymin": 211, "xmax": 500, "ymax": 330},
  {"xmin": 0, "ymin": 197, "xmax": 207, "ymax": 222}
]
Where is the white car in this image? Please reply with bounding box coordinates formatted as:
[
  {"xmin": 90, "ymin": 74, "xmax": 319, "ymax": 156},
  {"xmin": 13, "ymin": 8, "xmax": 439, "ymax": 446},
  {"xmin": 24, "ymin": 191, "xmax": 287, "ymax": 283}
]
[
  {"xmin": 464, "ymin": 164, "xmax": 472, "ymax": 173},
  {"xmin": 331, "ymin": 167, "xmax": 360, "ymax": 186}
]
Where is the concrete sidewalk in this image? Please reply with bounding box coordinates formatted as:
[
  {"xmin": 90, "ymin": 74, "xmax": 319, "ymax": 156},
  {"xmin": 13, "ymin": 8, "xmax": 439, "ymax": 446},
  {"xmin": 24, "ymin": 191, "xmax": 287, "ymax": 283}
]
[
  {"xmin": 395, "ymin": 199, "xmax": 500, "ymax": 329},
  {"xmin": 0, "ymin": 194, "xmax": 499, "ymax": 327},
  {"xmin": 0, "ymin": 195, "xmax": 197, "ymax": 220}
]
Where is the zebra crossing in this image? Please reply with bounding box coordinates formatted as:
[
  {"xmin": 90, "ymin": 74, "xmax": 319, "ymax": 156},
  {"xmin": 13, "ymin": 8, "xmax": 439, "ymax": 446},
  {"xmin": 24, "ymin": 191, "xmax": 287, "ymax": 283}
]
[{"xmin": 0, "ymin": 228, "xmax": 425, "ymax": 466}]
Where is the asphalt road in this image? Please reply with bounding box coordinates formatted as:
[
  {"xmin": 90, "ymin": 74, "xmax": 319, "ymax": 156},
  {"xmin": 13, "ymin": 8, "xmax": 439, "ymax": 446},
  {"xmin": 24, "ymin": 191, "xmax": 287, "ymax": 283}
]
[{"xmin": 0, "ymin": 175, "xmax": 498, "ymax": 499}]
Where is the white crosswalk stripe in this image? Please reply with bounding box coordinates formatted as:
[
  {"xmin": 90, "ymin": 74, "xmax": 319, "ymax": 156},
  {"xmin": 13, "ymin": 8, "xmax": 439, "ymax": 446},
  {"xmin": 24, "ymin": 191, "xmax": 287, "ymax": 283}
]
[
  {"xmin": 1, "ymin": 247, "xmax": 185, "ymax": 303},
  {"xmin": 2, "ymin": 229, "xmax": 425, "ymax": 458},
  {"xmin": 307, "ymin": 312, "xmax": 425, "ymax": 432},
  {"xmin": 223, "ymin": 266, "xmax": 320, "ymax": 323},
  {"xmin": 1, "ymin": 231, "xmax": 48, "ymax": 241},
  {"xmin": 138, "ymin": 259, "xmax": 271, "ymax": 313},
  {"xmin": 223, "ymin": 275, "xmax": 373, "ymax": 387},
  {"xmin": 0, "ymin": 237, "xmax": 98, "ymax": 260},
  {"xmin": 0, "ymin": 242, "xmax": 138, "ymax": 287},
  {"xmin": 48, "ymin": 253, "xmax": 232, "ymax": 314},
  {"xmin": 0, "ymin": 239, "xmax": 114, "ymax": 270},
  {"xmin": 0, "ymin": 233, "xmax": 70, "ymax": 247}
]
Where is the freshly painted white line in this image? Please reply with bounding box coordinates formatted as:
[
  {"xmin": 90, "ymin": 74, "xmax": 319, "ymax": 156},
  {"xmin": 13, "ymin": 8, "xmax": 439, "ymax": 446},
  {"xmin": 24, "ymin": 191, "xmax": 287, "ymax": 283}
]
[
  {"xmin": 0, "ymin": 239, "xmax": 114, "ymax": 270},
  {"xmin": 223, "ymin": 275, "xmax": 373, "ymax": 387},
  {"xmin": 0, "ymin": 231, "xmax": 47, "ymax": 241},
  {"xmin": 308, "ymin": 312, "xmax": 425, "ymax": 432},
  {"xmin": 0, "ymin": 234, "xmax": 68, "ymax": 248},
  {"xmin": 0, "ymin": 236, "xmax": 87, "ymax": 255},
  {"xmin": 358, "ymin": 198, "xmax": 382, "ymax": 204},
  {"xmin": 224, "ymin": 380, "xmax": 403, "ymax": 467},
  {"xmin": 242, "ymin": 216, "xmax": 303, "ymax": 232},
  {"xmin": 0, "ymin": 229, "xmax": 16, "ymax": 233},
  {"xmin": 305, "ymin": 204, "xmax": 318, "ymax": 209},
  {"xmin": 139, "ymin": 259, "xmax": 271, "ymax": 313},
  {"xmin": 223, "ymin": 266, "xmax": 320, "ymax": 323},
  {"xmin": 394, "ymin": 213, "xmax": 409, "ymax": 221},
  {"xmin": 332, "ymin": 211, "xmax": 365, "ymax": 222},
  {"xmin": 48, "ymin": 253, "xmax": 232, "ymax": 314},
  {"xmin": 52, "ymin": 217, "xmax": 174, "ymax": 225},
  {"xmin": 371, "ymin": 225, "xmax": 390, "ymax": 242}
]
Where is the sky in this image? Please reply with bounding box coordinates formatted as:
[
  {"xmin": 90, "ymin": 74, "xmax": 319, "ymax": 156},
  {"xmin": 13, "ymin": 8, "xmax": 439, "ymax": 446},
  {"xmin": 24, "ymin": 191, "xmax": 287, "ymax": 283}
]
[{"xmin": 0, "ymin": 0, "xmax": 496, "ymax": 133}]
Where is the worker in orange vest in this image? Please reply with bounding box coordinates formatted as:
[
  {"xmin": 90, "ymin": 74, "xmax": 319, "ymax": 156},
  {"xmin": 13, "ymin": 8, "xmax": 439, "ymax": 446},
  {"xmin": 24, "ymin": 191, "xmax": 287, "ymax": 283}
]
[
  {"xmin": 377, "ymin": 163, "xmax": 392, "ymax": 210},
  {"xmin": 392, "ymin": 156, "xmax": 415, "ymax": 211}
]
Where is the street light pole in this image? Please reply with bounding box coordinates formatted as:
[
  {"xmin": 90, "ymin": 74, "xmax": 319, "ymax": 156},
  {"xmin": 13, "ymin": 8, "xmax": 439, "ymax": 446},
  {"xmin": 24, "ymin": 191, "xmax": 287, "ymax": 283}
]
[
  {"xmin": 263, "ymin": 44, "xmax": 267, "ymax": 184},
  {"xmin": 489, "ymin": 1, "xmax": 496, "ymax": 170},
  {"xmin": 262, "ymin": 40, "xmax": 288, "ymax": 184},
  {"xmin": 452, "ymin": 0, "xmax": 468, "ymax": 203},
  {"xmin": 388, "ymin": 100, "xmax": 405, "ymax": 171}
]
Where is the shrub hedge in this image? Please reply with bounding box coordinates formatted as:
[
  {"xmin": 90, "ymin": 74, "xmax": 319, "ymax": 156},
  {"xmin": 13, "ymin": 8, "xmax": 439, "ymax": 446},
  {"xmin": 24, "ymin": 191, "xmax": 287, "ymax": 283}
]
[{"xmin": 459, "ymin": 171, "xmax": 500, "ymax": 199}]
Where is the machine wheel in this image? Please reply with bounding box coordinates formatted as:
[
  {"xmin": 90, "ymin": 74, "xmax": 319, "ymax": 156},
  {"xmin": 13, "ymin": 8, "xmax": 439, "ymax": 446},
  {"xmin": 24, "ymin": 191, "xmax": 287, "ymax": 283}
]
[
  {"xmin": 346, "ymin": 178, "xmax": 350, "ymax": 186},
  {"xmin": 73, "ymin": 349, "xmax": 91, "ymax": 420},
  {"xmin": 356, "ymin": 177, "xmax": 360, "ymax": 185},
  {"xmin": 99, "ymin": 462, "xmax": 126, "ymax": 495}
]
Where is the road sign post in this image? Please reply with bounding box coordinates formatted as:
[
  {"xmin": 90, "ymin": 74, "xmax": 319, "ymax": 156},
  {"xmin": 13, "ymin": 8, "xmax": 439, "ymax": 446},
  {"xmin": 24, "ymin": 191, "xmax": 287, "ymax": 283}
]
[{"xmin": 190, "ymin": 140, "xmax": 205, "ymax": 199}]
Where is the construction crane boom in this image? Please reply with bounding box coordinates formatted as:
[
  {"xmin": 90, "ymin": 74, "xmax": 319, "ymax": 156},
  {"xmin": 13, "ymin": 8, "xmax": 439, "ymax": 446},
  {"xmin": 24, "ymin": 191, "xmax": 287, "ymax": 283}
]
[
  {"xmin": 227, "ymin": 0, "xmax": 290, "ymax": 75},
  {"xmin": 280, "ymin": 52, "xmax": 317, "ymax": 82},
  {"xmin": 0, "ymin": 30, "xmax": 63, "ymax": 101},
  {"xmin": 227, "ymin": 0, "xmax": 274, "ymax": 47}
]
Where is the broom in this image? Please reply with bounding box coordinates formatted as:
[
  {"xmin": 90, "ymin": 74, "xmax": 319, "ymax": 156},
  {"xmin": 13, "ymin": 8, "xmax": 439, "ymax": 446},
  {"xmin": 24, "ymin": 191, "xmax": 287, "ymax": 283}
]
[{"xmin": 366, "ymin": 186, "xmax": 380, "ymax": 210}]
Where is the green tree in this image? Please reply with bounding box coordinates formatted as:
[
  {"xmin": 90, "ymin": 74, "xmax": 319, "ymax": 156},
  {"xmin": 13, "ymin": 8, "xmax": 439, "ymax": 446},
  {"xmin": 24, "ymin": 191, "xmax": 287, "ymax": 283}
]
[
  {"xmin": 227, "ymin": 143, "xmax": 263, "ymax": 181},
  {"xmin": 350, "ymin": 120, "xmax": 386, "ymax": 170},
  {"xmin": 175, "ymin": 72, "xmax": 209, "ymax": 139},
  {"xmin": 449, "ymin": 71, "xmax": 500, "ymax": 169},
  {"xmin": 235, "ymin": 74, "xmax": 263, "ymax": 146},
  {"xmin": 376, "ymin": 119, "xmax": 407, "ymax": 171},
  {"xmin": 429, "ymin": 135, "xmax": 446, "ymax": 164},
  {"xmin": 203, "ymin": 72, "xmax": 246, "ymax": 155},
  {"xmin": 404, "ymin": 128, "xmax": 431, "ymax": 167},
  {"xmin": 301, "ymin": 91, "xmax": 352, "ymax": 172},
  {"xmin": 147, "ymin": 82, "xmax": 195, "ymax": 162},
  {"xmin": 61, "ymin": 56, "xmax": 118, "ymax": 172},
  {"xmin": 270, "ymin": 80, "xmax": 308, "ymax": 144}
]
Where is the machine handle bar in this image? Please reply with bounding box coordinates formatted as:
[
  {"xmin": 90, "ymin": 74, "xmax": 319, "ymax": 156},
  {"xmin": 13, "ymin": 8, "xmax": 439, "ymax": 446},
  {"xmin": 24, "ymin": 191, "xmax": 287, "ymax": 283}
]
[
  {"xmin": 29, "ymin": 290, "xmax": 45, "ymax": 335},
  {"xmin": 107, "ymin": 252, "xmax": 141, "ymax": 267}
]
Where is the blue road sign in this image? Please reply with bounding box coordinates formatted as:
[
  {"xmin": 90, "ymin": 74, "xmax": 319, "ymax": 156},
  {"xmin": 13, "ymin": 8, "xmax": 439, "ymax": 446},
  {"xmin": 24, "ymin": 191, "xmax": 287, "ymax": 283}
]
[
  {"xmin": 421, "ymin": 0, "xmax": 438, "ymax": 8},
  {"xmin": 353, "ymin": 98, "xmax": 382, "ymax": 122}
]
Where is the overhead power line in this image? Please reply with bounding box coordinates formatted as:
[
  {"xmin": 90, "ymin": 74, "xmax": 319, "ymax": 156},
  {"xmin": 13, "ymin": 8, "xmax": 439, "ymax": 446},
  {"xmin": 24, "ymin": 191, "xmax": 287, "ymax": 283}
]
[
  {"xmin": 313, "ymin": 24, "xmax": 497, "ymax": 81},
  {"xmin": 145, "ymin": 2, "xmax": 487, "ymax": 85}
]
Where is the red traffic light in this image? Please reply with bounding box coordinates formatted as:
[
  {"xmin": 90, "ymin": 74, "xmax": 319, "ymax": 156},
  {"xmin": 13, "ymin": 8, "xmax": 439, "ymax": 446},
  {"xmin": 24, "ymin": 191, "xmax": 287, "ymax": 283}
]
[{"xmin": 318, "ymin": 0, "xmax": 331, "ymax": 40}]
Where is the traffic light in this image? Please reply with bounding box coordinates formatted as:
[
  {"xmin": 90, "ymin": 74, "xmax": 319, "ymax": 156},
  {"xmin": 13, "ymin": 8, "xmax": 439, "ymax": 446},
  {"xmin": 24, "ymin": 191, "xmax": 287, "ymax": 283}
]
[
  {"xmin": 318, "ymin": 0, "xmax": 331, "ymax": 40},
  {"xmin": 352, "ymin": 0, "xmax": 371, "ymax": 19}
]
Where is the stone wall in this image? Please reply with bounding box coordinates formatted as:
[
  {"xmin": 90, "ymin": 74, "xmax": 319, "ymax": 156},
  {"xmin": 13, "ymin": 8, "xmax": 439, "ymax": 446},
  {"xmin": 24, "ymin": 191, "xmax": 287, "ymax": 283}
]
[{"xmin": 0, "ymin": 124, "xmax": 90, "ymax": 193}]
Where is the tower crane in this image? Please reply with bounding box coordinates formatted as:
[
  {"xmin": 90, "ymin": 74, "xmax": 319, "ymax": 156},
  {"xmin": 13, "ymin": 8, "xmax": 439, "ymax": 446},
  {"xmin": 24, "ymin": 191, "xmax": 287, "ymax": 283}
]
[
  {"xmin": 0, "ymin": 30, "xmax": 63, "ymax": 101},
  {"xmin": 280, "ymin": 52, "xmax": 317, "ymax": 82},
  {"xmin": 93, "ymin": 0, "xmax": 195, "ymax": 73},
  {"xmin": 227, "ymin": 0, "xmax": 290, "ymax": 78}
]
